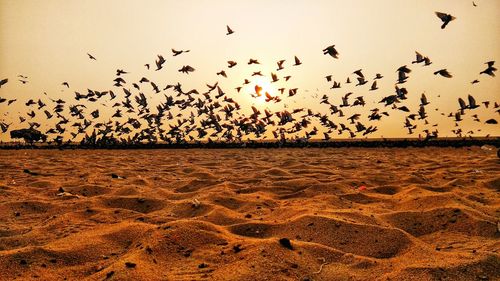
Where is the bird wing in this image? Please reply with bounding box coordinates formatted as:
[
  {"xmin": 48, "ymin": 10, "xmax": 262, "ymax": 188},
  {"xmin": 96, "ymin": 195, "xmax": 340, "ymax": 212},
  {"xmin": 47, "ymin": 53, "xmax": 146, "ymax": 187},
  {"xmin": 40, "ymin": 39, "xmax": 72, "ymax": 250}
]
[
  {"xmin": 468, "ymin": 95, "xmax": 476, "ymax": 106},
  {"xmin": 398, "ymin": 71, "xmax": 407, "ymax": 81},
  {"xmin": 421, "ymin": 94, "xmax": 427, "ymax": 104},
  {"xmin": 458, "ymin": 98, "xmax": 466, "ymax": 109},
  {"xmin": 415, "ymin": 51, "xmax": 423, "ymax": 61},
  {"xmin": 353, "ymin": 70, "xmax": 364, "ymax": 78},
  {"xmin": 435, "ymin": 12, "xmax": 447, "ymax": 20},
  {"xmin": 0, "ymin": 78, "xmax": 8, "ymax": 87},
  {"xmin": 331, "ymin": 47, "xmax": 338, "ymax": 57}
]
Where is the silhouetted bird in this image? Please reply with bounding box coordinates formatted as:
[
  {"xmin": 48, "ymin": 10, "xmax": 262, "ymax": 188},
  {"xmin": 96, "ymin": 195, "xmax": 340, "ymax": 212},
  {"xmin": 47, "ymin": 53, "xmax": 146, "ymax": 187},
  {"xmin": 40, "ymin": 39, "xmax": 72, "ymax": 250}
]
[
  {"xmin": 0, "ymin": 78, "xmax": 7, "ymax": 88},
  {"xmin": 155, "ymin": 55, "xmax": 166, "ymax": 71},
  {"xmin": 293, "ymin": 56, "xmax": 302, "ymax": 66},
  {"xmin": 178, "ymin": 65, "xmax": 195, "ymax": 74},
  {"xmin": 353, "ymin": 69, "xmax": 364, "ymax": 78},
  {"xmin": 412, "ymin": 51, "xmax": 425, "ymax": 64},
  {"xmin": 323, "ymin": 45, "xmax": 339, "ymax": 58},
  {"xmin": 116, "ymin": 69, "xmax": 128, "ymax": 76},
  {"xmin": 172, "ymin": 49, "xmax": 190, "ymax": 56},
  {"xmin": 434, "ymin": 69, "xmax": 452, "ymax": 78},
  {"xmin": 248, "ymin": 59, "xmax": 260, "ymax": 65},
  {"xmin": 217, "ymin": 70, "xmax": 227, "ymax": 78},
  {"xmin": 435, "ymin": 12, "xmax": 456, "ymax": 29},
  {"xmin": 276, "ymin": 60, "xmax": 285, "ymax": 71},
  {"xmin": 271, "ymin": 73, "xmax": 279, "ymax": 82},
  {"xmin": 480, "ymin": 61, "xmax": 496, "ymax": 76},
  {"xmin": 420, "ymin": 93, "xmax": 430, "ymax": 106},
  {"xmin": 468, "ymin": 94, "xmax": 479, "ymax": 109}
]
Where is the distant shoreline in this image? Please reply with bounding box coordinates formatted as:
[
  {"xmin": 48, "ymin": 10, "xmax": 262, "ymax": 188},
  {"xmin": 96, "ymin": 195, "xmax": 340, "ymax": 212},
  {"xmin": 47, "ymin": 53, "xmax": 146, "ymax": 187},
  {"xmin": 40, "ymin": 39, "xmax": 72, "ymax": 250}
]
[{"xmin": 0, "ymin": 137, "xmax": 498, "ymax": 149}]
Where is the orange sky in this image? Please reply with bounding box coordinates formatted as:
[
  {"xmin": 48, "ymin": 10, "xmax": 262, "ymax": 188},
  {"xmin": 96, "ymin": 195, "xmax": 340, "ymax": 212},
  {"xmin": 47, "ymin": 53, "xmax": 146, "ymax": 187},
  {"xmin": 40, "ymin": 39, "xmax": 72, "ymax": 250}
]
[{"xmin": 0, "ymin": 0, "xmax": 499, "ymax": 142}]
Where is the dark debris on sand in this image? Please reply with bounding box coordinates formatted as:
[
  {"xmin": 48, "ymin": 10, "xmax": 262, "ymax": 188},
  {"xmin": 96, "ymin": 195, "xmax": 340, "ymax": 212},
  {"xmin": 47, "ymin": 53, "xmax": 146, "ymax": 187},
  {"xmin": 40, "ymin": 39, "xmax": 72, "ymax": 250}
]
[{"xmin": 279, "ymin": 238, "xmax": 294, "ymax": 250}]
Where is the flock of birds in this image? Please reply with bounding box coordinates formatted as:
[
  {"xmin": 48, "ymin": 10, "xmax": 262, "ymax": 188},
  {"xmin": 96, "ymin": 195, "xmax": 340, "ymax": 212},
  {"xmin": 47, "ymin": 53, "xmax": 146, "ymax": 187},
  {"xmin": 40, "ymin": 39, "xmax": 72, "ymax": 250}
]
[{"xmin": 0, "ymin": 9, "xmax": 498, "ymax": 145}]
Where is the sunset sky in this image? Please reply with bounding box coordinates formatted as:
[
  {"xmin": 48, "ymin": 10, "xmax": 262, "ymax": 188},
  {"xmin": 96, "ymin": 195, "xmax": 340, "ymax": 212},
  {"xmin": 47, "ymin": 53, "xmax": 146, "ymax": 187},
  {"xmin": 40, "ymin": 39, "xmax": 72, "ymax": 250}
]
[{"xmin": 0, "ymin": 0, "xmax": 499, "ymax": 142}]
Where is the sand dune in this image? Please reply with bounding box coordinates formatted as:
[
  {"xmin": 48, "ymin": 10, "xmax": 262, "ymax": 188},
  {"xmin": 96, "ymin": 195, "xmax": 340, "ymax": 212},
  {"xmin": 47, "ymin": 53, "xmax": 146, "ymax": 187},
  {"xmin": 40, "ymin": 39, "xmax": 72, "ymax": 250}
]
[{"xmin": 0, "ymin": 147, "xmax": 499, "ymax": 280}]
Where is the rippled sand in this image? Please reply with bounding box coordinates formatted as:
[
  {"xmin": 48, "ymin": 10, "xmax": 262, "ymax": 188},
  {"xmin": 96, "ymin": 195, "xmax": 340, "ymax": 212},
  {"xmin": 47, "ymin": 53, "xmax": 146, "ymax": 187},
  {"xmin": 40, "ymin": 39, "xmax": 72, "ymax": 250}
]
[{"xmin": 0, "ymin": 147, "xmax": 499, "ymax": 280}]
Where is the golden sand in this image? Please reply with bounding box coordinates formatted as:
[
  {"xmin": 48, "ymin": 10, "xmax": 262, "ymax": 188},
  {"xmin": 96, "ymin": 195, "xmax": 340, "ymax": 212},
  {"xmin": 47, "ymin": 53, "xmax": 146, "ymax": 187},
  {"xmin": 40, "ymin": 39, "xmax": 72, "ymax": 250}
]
[{"xmin": 0, "ymin": 147, "xmax": 499, "ymax": 280}]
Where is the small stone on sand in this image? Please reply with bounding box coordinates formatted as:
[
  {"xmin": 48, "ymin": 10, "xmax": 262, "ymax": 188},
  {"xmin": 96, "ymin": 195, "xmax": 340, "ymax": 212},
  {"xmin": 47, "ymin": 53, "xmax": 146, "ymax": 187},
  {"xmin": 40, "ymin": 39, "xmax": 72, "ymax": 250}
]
[
  {"xmin": 279, "ymin": 238, "xmax": 294, "ymax": 250},
  {"xmin": 125, "ymin": 262, "xmax": 136, "ymax": 268}
]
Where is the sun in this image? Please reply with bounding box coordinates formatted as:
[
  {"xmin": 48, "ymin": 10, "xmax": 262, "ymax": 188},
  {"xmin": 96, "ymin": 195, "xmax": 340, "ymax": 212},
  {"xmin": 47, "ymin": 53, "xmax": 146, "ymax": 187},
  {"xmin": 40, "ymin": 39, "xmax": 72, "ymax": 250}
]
[{"xmin": 246, "ymin": 76, "xmax": 278, "ymax": 104}]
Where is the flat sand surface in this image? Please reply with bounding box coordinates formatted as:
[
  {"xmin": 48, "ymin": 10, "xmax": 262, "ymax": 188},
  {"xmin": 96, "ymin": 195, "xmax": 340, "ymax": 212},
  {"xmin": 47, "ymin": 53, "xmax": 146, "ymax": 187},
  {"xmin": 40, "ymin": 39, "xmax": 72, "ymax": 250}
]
[{"xmin": 0, "ymin": 147, "xmax": 499, "ymax": 281}]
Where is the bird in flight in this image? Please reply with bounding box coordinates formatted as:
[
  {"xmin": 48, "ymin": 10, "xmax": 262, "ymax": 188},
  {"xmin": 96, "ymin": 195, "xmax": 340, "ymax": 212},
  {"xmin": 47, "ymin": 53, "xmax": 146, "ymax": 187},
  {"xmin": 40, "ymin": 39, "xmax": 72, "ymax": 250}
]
[
  {"xmin": 172, "ymin": 49, "xmax": 190, "ymax": 56},
  {"xmin": 248, "ymin": 58, "xmax": 260, "ymax": 65},
  {"xmin": 276, "ymin": 60, "xmax": 285, "ymax": 71},
  {"xmin": 178, "ymin": 65, "xmax": 195, "ymax": 74},
  {"xmin": 0, "ymin": 78, "xmax": 7, "ymax": 88},
  {"xmin": 226, "ymin": 25, "xmax": 234, "ymax": 35},
  {"xmin": 397, "ymin": 65, "xmax": 411, "ymax": 84},
  {"xmin": 116, "ymin": 69, "xmax": 128, "ymax": 76},
  {"xmin": 356, "ymin": 77, "xmax": 367, "ymax": 86},
  {"xmin": 480, "ymin": 61, "xmax": 496, "ymax": 76},
  {"xmin": 155, "ymin": 55, "xmax": 166, "ymax": 71},
  {"xmin": 468, "ymin": 94, "xmax": 479, "ymax": 109},
  {"xmin": 293, "ymin": 56, "xmax": 302, "ymax": 66},
  {"xmin": 435, "ymin": 12, "xmax": 456, "ymax": 29},
  {"xmin": 87, "ymin": 53, "xmax": 97, "ymax": 60},
  {"xmin": 331, "ymin": 81, "xmax": 341, "ymax": 89},
  {"xmin": 216, "ymin": 70, "xmax": 227, "ymax": 78},
  {"xmin": 353, "ymin": 69, "xmax": 364, "ymax": 78},
  {"xmin": 323, "ymin": 45, "xmax": 339, "ymax": 59},
  {"xmin": 411, "ymin": 51, "xmax": 426, "ymax": 64},
  {"xmin": 271, "ymin": 73, "xmax": 279, "ymax": 82},
  {"xmin": 434, "ymin": 69, "xmax": 453, "ymax": 78}
]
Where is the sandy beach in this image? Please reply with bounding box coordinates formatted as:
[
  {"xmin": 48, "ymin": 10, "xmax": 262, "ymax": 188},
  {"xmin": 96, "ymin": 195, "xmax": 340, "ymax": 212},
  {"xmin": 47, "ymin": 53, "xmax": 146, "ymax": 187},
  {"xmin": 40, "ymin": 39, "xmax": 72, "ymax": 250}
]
[{"xmin": 0, "ymin": 147, "xmax": 498, "ymax": 280}]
